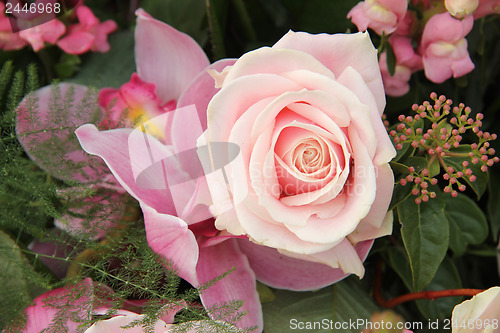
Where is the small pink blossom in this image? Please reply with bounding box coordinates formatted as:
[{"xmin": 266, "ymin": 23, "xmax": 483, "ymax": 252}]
[
  {"xmin": 419, "ymin": 12, "xmax": 474, "ymax": 83},
  {"xmin": 0, "ymin": 2, "xmax": 28, "ymax": 50},
  {"xmin": 57, "ymin": 5, "xmax": 117, "ymax": 55},
  {"xmin": 445, "ymin": 0, "xmax": 479, "ymax": 18},
  {"xmin": 474, "ymin": 0, "xmax": 500, "ymax": 18},
  {"xmin": 347, "ymin": 0, "xmax": 408, "ymax": 35},
  {"xmin": 379, "ymin": 37, "xmax": 422, "ymax": 96},
  {"xmin": 379, "ymin": 52, "xmax": 412, "ymax": 97}
]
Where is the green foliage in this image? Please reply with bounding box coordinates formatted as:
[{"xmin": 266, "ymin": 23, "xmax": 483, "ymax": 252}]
[
  {"xmin": 262, "ymin": 277, "xmax": 378, "ymax": 333},
  {"xmin": 398, "ymin": 194, "xmax": 449, "ymax": 291}
]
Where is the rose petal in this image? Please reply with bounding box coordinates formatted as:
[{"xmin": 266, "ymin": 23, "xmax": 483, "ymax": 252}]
[
  {"xmin": 273, "ymin": 31, "xmax": 385, "ymax": 114},
  {"xmin": 237, "ymin": 238, "xmax": 373, "ymax": 290}
]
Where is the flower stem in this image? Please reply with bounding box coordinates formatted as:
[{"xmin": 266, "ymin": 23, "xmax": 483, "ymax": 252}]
[{"xmin": 373, "ymin": 260, "xmax": 482, "ymax": 308}]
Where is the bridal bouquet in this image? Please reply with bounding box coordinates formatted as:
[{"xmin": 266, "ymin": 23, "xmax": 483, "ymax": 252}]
[{"xmin": 1, "ymin": 0, "xmax": 499, "ymax": 332}]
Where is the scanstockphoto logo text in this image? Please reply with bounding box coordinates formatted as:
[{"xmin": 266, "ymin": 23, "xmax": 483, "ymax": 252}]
[{"xmin": 289, "ymin": 318, "xmax": 423, "ymax": 331}]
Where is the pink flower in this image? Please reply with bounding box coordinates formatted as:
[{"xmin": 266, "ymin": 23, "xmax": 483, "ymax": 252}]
[
  {"xmin": 451, "ymin": 287, "xmax": 500, "ymax": 332},
  {"xmin": 419, "ymin": 12, "xmax": 475, "ymax": 83},
  {"xmin": 445, "ymin": 0, "xmax": 479, "ymax": 18},
  {"xmin": 379, "ymin": 52, "xmax": 412, "ymax": 97},
  {"xmin": 204, "ymin": 31, "xmax": 395, "ymax": 274},
  {"xmin": 474, "ymin": 0, "xmax": 500, "ymax": 18},
  {"xmin": 57, "ymin": 5, "xmax": 117, "ymax": 55},
  {"xmin": 347, "ymin": 0, "xmax": 408, "ymax": 35},
  {"xmin": 75, "ymin": 9, "xmax": 395, "ymax": 331},
  {"xmin": 98, "ymin": 73, "xmax": 176, "ymax": 131},
  {"xmin": 0, "ymin": 2, "xmax": 28, "ymax": 50},
  {"xmin": 14, "ymin": 278, "xmax": 187, "ymax": 333},
  {"xmin": 379, "ymin": 36, "xmax": 422, "ymax": 96},
  {"xmin": 16, "ymin": 83, "xmax": 128, "ymax": 239}
]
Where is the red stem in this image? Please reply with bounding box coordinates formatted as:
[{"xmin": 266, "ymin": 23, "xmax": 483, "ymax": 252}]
[{"xmin": 374, "ymin": 260, "xmax": 483, "ymax": 308}]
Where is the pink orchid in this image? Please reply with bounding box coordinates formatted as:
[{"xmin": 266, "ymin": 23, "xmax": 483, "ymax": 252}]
[
  {"xmin": 419, "ymin": 12, "xmax": 475, "ymax": 83},
  {"xmin": 14, "ymin": 278, "xmax": 185, "ymax": 333},
  {"xmin": 75, "ymin": 9, "xmax": 380, "ymax": 331},
  {"xmin": 16, "ymin": 83, "xmax": 129, "ymax": 240},
  {"xmin": 57, "ymin": 5, "xmax": 117, "ymax": 55},
  {"xmin": 347, "ymin": 0, "xmax": 408, "ymax": 35}
]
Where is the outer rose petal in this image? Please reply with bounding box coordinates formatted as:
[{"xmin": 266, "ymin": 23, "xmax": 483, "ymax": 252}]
[
  {"xmin": 273, "ymin": 31, "xmax": 386, "ymax": 114},
  {"xmin": 135, "ymin": 9, "xmax": 210, "ymax": 103},
  {"xmin": 16, "ymin": 83, "xmax": 106, "ymax": 183},
  {"xmin": 197, "ymin": 239, "xmax": 263, "ymax": 331},
  {"xmin": 237, "ymin": 238, "xmax": 373, "ymax": 290}
]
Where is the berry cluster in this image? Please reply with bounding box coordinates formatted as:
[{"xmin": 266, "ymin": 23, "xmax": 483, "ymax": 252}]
[{"xmin": 390, "ymin": 93, "xmax": 498, "ymax": 204}]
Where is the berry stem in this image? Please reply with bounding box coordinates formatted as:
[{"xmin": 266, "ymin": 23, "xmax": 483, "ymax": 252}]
[{"xmin": 373, "ymin": 260, "xmax": 483, "ymax": 308}]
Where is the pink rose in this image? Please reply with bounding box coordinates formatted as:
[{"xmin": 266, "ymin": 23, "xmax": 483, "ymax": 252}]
[
  {"xmin": 204, "ymin": 31, "xmax": 396, "ymax": 274},
  {"xmin": 419, "ymin": 12, "xmax": 475, "ymax": 83},
  {"xmin": 347, "ymin": 0, "xmax": 408, "ymax": 35},
  {"xmin": 76, "ymin": 10, "xmax": 395, "ymax": 331}
]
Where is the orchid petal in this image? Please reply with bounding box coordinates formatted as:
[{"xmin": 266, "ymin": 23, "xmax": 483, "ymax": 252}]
[
  {"xmin": 75, "ymin": 124, "xmax": 176, "ymax": 215},
  {"xmin": 16, "ymin": 83, "xmax": 105, "ymax": 183},
  {"xmin": 197, "ymin": 239, "xmax": 263, "ymax": 331},
  {"xmin": 142, "ymin": 204, "xmax": 200, "ymax": 286},
  {"xmin": 135, "ymin": 9, "xmax": 210, "ymax": 103}
]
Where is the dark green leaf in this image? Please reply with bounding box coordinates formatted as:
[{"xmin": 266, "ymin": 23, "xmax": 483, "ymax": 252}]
[
  {"xmin": 487, "ymin": 168, "xmax": 500, "ymax": 241},
  {"xmin": 262, "ymin": 278, "xmax": 378, "ymax": 333},
  {"xmin": 69, "ymin": 31, "xmax": 136, "ymax": 88},
  {"xmin": 207, "ymin": 0, "xmax": 228, "ymax": 60},
  {"xmin": 445, "ymin": 193, "xmax": 488, "ymax": 256},
  {"xmin": 389, "ymin": 183, "xmax": 412, "ymax": 211},
  {"xmin": 387, "ymin": 247, "xmax": 413, "ymax": 291},
  {"xmin": 386, "ymin": 42, "xmax": 396, "ymax": 76},
  {"xmin": 415, "ymin": 258, "xmax": 463, "ymax": 320},
  {"xmin": 398, "ymin": 195, "xmax": 449, "ymax": 291},
  {"xmin": 0, "ymin": 231, "xmax": 31, "ymax": 325}
]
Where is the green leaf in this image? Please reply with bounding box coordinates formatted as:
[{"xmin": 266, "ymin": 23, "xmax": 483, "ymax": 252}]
[
  {"xmin": 207, "ymin": 0, "xmax": 228, "ymax": 60},
  {"xmin": 445, "ymin": 193, "xmax": 488, "ymax": 256},
  {"xmin": 398, "ymin": 195, "xmax": 449, "ymax": 291},
  {"xmin": 389, "ymin": 183, "xmax": 412, "ymax": 211},
  {"xmin": 262, "ymin": 278, "xmax": 378, "ymax": 333},
  {"xmin": 387, "ymin": 247, "xmax": 413, "ymax": 291},
  {"xmin": 404, "ymin": 156, "xmax": 429, "ymax": 172},
  {"xmin": 385, "ymin": 42, "xmax": 396, "ymax": 76},
  {"xmin": 415, "ymin": 258, "xmax": 463, "ymax": 320},
  {"xmin": 487, "ymin": 168, "xmax": 500, "ymax": 242},
  {"xmin": 69, "ymin": 31, "xmax": 136, "ymax": 88},
  {"xmin": 0, "ymin": 230, "xmax": 31, "ymax": 326},
  {"xmin": 443, "ymin": 145, "xmax": 488, "ymax": 200}
]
